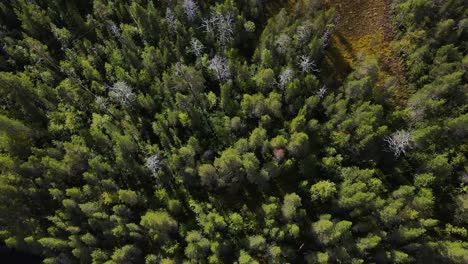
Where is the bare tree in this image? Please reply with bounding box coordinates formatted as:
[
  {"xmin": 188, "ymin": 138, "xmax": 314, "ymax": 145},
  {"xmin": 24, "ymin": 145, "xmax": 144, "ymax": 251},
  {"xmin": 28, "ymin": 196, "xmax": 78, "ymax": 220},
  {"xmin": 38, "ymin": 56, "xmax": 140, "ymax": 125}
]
[
  {"xmin": 321, "ymin": 28, "xmax": 331, "ymax": 48},
  {"xmin": 298, "ymin": 55, "xmax": 320, "ymax": 73},
  {"xmin": 109, "ymin": 81, "xmax": 135, "ymax": 105},
  {"xmin": 146, "ymin": 153, "xmax": 162, "ymax": 177},
  {"xmin": 317, "ymin": 85, "xmax": 327, "ymax": 98},
  {"xmin": 408, "ymin": 101, "xmax": 426, "ymax": 122},
  {"xmin": 188, "ymin": 37, "xmax": 204, "ymax": 57},
  {"xmin": 296, "ymin": 23, "xmax": 311, "ymax": 45},
  {"xmin": 201, "ymin": 17, "xmax": 214, "ymax": 34},
  {"xmin": 208, "ymin": 55, "xmax": 231, "ymax": 81},
  {"xmin": 182, "ymin": 0, "xmax": 198, "ymax": 21},
  {"xmin": 279, "ymin": 68, "xmax": 293, "ymax": 87},
  {"xmin": 165, "ymin": 8, "xmax": 176, "ymax": 34},
  {"xmin": 201, "ymin": 10, "xmax": 234, "ymax": 47},
  {"xmin": 385, "ymin": 130, "xmax": 413, "ymax": 157},
  {"xmin": 214, "ymin": 11, "xmax": 234, "ymax": 47},
  {"xmin": 95, "ymin": 96, "xmax": 109, "ymax": 110},
  {"xmin": 276, "ymin": 34, "xmax": 291, "ymax": 54},
  {"xmin": 107, "ymin": 21, "xmax": 121, "ymax": 38}
]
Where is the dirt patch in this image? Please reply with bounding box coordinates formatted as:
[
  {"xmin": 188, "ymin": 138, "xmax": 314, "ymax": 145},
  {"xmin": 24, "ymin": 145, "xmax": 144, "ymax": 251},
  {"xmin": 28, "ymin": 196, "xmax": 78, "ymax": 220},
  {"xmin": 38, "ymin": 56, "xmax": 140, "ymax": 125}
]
[
  {"xmin": 325, "ymin": 0, "xmax": 408, "ymax": 104},
  {"xmin": 327, "ymin": 0, "xmax": 394, "ymax": 39},
  {"xmin": 326, "ymin": 0, "xmax": 394, "ymax": 64}
]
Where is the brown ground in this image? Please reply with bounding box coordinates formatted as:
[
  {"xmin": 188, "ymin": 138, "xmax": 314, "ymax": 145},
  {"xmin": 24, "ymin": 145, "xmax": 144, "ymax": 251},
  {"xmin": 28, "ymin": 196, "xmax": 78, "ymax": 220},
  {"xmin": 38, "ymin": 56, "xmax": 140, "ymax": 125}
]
[
  {"xmin": 326, "ymin": 0, "xmax": 395, "ymax": 65},
  {"xmin": 323, "ymin": 0, "xmax": 408, "ymax": 104},
  {"xmin": 327, "ymin": 0, "xmax": 394, "ymax": 39}
]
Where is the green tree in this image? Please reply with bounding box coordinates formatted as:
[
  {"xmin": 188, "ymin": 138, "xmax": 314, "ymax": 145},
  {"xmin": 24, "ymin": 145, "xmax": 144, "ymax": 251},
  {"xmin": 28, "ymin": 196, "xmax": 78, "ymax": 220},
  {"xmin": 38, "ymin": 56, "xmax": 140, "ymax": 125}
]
[
  {"xmin": 140, "ymin": 211, "xmax": 177, "ymax": 243},
  {"xmin": 281, "ymin": 193, "xmax": 302, "ymax": 221},
  {"xmin": 287, "ymin": 132, "xmax": 309, "ymax": 157},
  {"xmin": 310, "ymin": 181, "xmax": 337, "ymax": 202}
]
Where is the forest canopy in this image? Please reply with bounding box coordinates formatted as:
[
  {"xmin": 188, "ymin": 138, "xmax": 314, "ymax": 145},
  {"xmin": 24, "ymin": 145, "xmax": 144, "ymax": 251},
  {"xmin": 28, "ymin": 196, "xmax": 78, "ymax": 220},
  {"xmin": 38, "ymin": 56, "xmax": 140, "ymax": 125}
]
[{"xmin": 0, "ymin": 0, "xmax": 467, "ymax": 263}]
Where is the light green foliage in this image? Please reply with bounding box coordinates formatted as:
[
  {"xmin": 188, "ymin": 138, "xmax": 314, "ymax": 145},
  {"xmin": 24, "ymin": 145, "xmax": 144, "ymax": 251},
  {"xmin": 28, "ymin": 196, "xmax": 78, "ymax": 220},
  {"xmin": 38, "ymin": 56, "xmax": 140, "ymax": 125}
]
[
  {"xmin": 281, "ymin": 193, "xmax": 302, "ymax": 220},
  {"xmin": 439, "ymin": 241, "xmax": 468, "ymax": 264},
  {"xmin": 243, "ymin": 153, "xmax": 262, "ymax": 186},
  {"xmin": 241, "ymin": 93, "xmax": 266, "ymax": 118},
  {"xmin": 118, "ymin": 190, "xmax": 139, "ymax": 206},
  {"xmin": 287, "ymin": 132, "xmax": 309, "ymax": 157},
  {"xmin": 198, "ymin": 164, "xmax": 218, "ymax": 189},
  {"xmin": 110, "ymin": 244, "xmax": 142, "ymax": 263},
  {"xmin": 454, "ymin": 194, "xmax": 468, "ymax": 225},
  {"xmin": 289, "ymin": 115, "xmax": 306, "ymax": 133},
  {"xmin": 214, "ymin": 148, "xmax": 244, "ymax": 189},
  {"xmin": 228, "ymin": 213, "xmax": 244, "ymax": 235},
  {"xmin": 184, "ymin": 231, "xmax": 210, "ymax": 260},
  {"xmin": 270, "ymin": 135, "xmax": 288, "ymax": 149},
  {"xmin": 238, "ymin": 250, "xmax": 259, "ymax": 264},
  {"xmin": 202, "ymin": 211, "xmax": 227, "ymax": 235},
  {"xmin": 253, "ymin": 68, "xmax": 275, "ymax": 93},
  {"xmin": 140, "ymin": 211, "xmax": 177, "ymax": 242},
  {"xmin": 244, "ymin": 21, "xmax": 256, "ymax": 32},
  {"xmin": 248, "ymin": 235, "xmax": 266, "ymax": 252},
  {"xmin": 38, "ymin": 237, "xmax": 68, "ymax": 251},
  {"xmin": 267, "ymin": 245, "xmax": 282, "ymax": 262},
  {"xmin": 357, "ymin": 234, "xmax": 381, "ymax": 253},
  {"xmin": 310, "ymin": 181, "xmax": 337, "ymax": 202},
  {"xmin": 338, "ymin": 168, "xmax": 384, "ymax": 217},
  {"xmin": 248, "ymin": 127, "xmax": 267, "ymax": 150},
  {"xmin": 312, "ymin": 215, "xmax": 352, "ymax": 246}
]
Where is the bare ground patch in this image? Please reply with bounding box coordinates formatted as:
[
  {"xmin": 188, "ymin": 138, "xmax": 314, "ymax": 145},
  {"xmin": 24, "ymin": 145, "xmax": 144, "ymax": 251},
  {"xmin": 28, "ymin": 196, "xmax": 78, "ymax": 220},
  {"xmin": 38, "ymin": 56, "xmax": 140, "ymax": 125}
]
[{"xmin": 325, "ymin": 0, "xmax": 408, "ymax": 104}]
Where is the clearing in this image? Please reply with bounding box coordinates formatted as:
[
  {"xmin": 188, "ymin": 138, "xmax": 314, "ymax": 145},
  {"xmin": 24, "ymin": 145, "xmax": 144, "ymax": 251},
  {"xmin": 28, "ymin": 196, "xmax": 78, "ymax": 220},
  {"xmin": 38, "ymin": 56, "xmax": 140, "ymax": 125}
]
[
  {"xmin": 327, "ymin": 0, "xmax": 395, "ymax": 64},
  {"xmin": 324, "ymin": 0, "xmax": 408, "ymax": 103}
]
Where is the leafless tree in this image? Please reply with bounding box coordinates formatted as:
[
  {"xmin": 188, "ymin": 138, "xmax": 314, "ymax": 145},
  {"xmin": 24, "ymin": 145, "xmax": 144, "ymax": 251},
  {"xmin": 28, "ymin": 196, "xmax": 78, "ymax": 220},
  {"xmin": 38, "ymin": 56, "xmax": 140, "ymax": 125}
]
[
  {"xmin": 214, "ymin": 11, "xmax": 234, "ymax": 47},
  {"xmin": 182, "ymin": 0, "xmax": 198, "ymax": 21},
  {"xmin": 201, "ymin": 10, "xmax": 234, "ymax": 47},
  {"xmin": 95, "ymin": 96, "xmax": 109, "ymax": 110},
  {"xmin": 276, "ymin": 34, "xmax": 291, "ymax": 54},
  {"xmin": 146, "ymin": 153, "xmax": 162, "ymax": 177},
  {"xmin": 107, "ymin": 21, "xmax": 121, "ymax": 38},
  {"xmin": 385, "ymin": 130, "xmax": 413, "ymax": 157},
  {"xmin": 298, "ymin": 55, "xmax": 320, "ymax": 73},
  {"xmin": 279, "ymin": 68, "xmax": 293, "ymax": 87},
  {"xmin": 321, "ymin": 28, "xmax": 331, "ymax": 48},
  {"xmin": 208, "ymin": 55, "xmax": 231, "ymax": 81},
  {"xmin": 201, "ymin": 17, "xmax": 214, "ymax": 34},
  {"xmin": 408, "ymin": 100, "xmax": 426, "ymax": 122},
  {"xmin": 165, "ymin": 8, "xmax": 176, "ymax": 34},
  {"xmin": 109, "ymin": 81, "xmax": 135, "ymax": 105},
  {"xmin": 317, "ymin": 85, "xmax": 327, "ymax": 98},
  {"xmin": 189, "ymin": 37, "xmax": 204, "ymax": 57},
  {"xmin": 296, "ymin": 23, "xmax": 311, "ymax": 45}
]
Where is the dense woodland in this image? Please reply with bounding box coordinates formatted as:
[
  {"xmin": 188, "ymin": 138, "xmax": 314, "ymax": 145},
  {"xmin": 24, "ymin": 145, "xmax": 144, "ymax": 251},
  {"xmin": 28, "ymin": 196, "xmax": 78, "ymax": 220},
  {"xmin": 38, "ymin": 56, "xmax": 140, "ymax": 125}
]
[{"xmin": 0, "ymin": 0, "xmax": 467, "ymax": 263}]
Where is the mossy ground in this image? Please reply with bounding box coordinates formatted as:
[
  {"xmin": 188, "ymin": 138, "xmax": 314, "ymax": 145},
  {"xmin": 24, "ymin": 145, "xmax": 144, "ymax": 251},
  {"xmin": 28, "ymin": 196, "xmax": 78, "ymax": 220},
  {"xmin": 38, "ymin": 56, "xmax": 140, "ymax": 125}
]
[{"xmin": 325, "ymin": 0, "xmax": 409, "ymax": 105}]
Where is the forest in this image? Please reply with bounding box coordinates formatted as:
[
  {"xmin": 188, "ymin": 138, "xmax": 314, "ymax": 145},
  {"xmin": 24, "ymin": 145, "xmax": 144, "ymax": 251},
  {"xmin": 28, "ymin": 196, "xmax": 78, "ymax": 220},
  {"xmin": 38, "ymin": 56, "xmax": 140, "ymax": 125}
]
[{"xmin": 0, "ymin": 0, "xmax": 466, "ymax": 263}]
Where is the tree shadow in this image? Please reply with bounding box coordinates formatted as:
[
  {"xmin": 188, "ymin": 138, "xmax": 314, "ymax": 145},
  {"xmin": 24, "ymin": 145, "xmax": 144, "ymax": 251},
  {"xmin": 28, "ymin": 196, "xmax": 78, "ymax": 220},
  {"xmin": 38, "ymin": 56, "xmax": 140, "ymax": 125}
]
[
  {"xmin": 321, "ymin": 31, "xmax": 354, "ymax": 87},
  {"xmin": 335, "ymin": 31, "xmax": 356, "ymax": 60},
  {"xmin": 0, "ymin": 245, "xmax": 42, "ymax": 264}
]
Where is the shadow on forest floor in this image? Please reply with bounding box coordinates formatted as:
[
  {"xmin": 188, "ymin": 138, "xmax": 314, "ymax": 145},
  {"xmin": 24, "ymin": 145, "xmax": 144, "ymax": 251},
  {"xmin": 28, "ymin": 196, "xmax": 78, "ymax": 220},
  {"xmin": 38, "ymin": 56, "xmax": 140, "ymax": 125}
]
[{"xmin": 0, "ymin": 245, "xmax": 42, "ymax": 264}]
